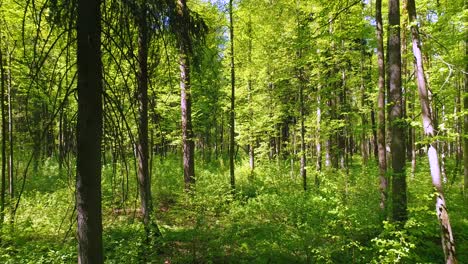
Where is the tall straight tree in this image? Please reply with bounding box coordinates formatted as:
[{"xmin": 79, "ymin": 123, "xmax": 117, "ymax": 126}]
[
  {"xmin": 376, "ymin": 0, "xmax": 387, "ymax": 216},
  {"xmin": 76, "ymin": 0, "xmax": 103, "ymax": 262},
  {"xmin": 465, "ymin": 6, "xmax": 468, "ymax": 193},
  {"xmin": 406, "ymin": 0, "xmax": 457, "ymax": 262},
  {"xmin": 388, "ymin": 0, "xmax": 407, "ymax": 223},
  {"xmin": 0, "ymin": 43, "xmax": 5, "ymax": 227},
  {"xmin": 177, "ymin": 0, "xmax": 195, "ymax": 190},
  {"xmin": 136, "ymin": 0, "xmax": 157, "ymax": 237},
  {"xmin": 229, "ymin": 0, "xmax": 235, "ymax": 190}
]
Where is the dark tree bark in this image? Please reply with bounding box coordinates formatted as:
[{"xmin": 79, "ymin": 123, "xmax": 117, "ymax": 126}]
[
  {"xmin": 76, "ymin": 0, "xmax": 103, "ymax": 262},
  {"xmin": 136, "ymin": 1, "xmax": 157, "ymax": 237},
  {"xmin": 406, "ymin": 1, "xmax": 457, "ymax": 262},
  {"xmin": 229, "ymin": 0, "xmax": 235, "ymax": 190},
  {"xmin": 388, "ymin": 0, "xmax": 407, "ymax": 223},
  {"xmin": 376, "ymin": 0, "xmax": 388, "ymax": 216},
  {"xmin": 177, "ymin": 0, "xmax": 195, "ymax": 190}
]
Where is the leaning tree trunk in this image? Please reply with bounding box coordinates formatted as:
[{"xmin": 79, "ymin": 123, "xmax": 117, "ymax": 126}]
[
  {"xmin": 177, "ymin": 0, "xmax": 195, "ymax": 190},
  {"xmin": 376, "ymin": 0, "xmax": 387, "ymax": 216},
  {"xmin": 229, "ymin": 0, "xmax": 236, "ymax": 190},
  {"xmin": 388, "ymin": 0, "xmax": 407, "ymax": 223},
  {"xmin": 406, "ymin": 0, "xmax": 457, "ymax": 262},
  {"xmin": 76, "ymin": 0, "xmax": 104, "ymax": 262}
]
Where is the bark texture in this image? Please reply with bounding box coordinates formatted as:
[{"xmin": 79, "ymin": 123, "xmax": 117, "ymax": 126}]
[
  {"xmin": 406, "ymin": 0, "xmax": 457, "ymax": 262},
  {"xmin": 76, "ymin": 0, "xmax": 103, "ymax": 262},
  {"xmin": 376, "ymin": 0, "xmax": 387, "ymax": 216},
  {"xmin": 388, "ymin": 0, "xmax": 407, "ymax": 223},
  {"xmin": 177, "ymin": 0, "xmax": 195, "ymax": 190},
  {"xmin": 136, "ymin": 1, "xmax": 153, "ymax": 232}
]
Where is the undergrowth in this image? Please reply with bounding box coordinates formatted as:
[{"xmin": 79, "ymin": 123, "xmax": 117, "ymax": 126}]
[{"xmin": 0, "ymin": 154, "xmax": 466, "ymax": 263}]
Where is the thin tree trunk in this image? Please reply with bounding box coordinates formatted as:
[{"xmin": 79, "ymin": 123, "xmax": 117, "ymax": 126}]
[
  {"xmin": 315, "ymin": 86, "xmax": 322, "ymax": 185},
  {"xmin": 376, "ymin": 0, "xmax": 387, "ymax": 216},
  {"xmin": 177, "ymin": 0, "xmax": 195, "ymax": 190},
  {"xmin": 406, "ymin": 0, "xmax": 457, "ymax": 262},
  {"xmin": 360, "ymin": 46, "xmax": 368, "ymax": 165},
  {"xmin": 0, "ymin": 45, "xmax": 6, "ymax": 227},
  {"xmin": 464, "ymin": 2, "xmax": 468, "ymax": 193},
  {"xmin": 136, "ymin": 2, "xmax": 158, "ymax": 239},
  {"xmin": 7, "ymin": 53, "xmax": 13, "ymax": 206},
  {"xmin": 76, "ymin": 0, "xmax": 103, "ymax": 262},
  {"xmin": 247, "ymin": 15, "xmax": 254, "ymax": 177},
  {"xmin": 300, "ymin": 78, "xmax": 306, "ymax": 191},
  {"xmin": 229, "ymin": 0, "xmax": 235, "ymax": 190},
  {"xmin": 388, "ymin": 0, "xmax": 407, "ymax": 223}
]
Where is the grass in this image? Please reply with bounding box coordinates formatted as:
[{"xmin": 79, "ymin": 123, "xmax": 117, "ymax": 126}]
[{"xmin": 0, "ymin": 153, "xmax": 466, "ymax": 263}]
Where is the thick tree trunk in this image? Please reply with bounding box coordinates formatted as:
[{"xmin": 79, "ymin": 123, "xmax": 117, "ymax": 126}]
[
  {"xmin": 388, "ymin": 0, "xmax": 407, "ymax": 223},
  {"xmin": 376, "ymin": 0, "xmax": 388, "ymax": 216},
  {"xmin": 177, "ymin": 0, "xmax": 195, "ymax": 190},
  {"xmin": 76, "ymin": 0, "xmax": 103, "ymax": 262},
  {"xmin": 229, "ymin": 0, "xmax": 235, "ymax": 190},
  {"xmin": 406, "ymin": 0, "xmax": 457, "ymax": 262}
]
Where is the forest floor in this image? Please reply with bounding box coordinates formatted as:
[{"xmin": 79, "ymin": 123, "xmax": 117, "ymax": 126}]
[{"xmin": 0, "ymin": 154, "xmax": 467, "ymax": 263}]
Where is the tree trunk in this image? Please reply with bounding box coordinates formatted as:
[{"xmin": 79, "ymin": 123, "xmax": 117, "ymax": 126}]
[
  {"xmin": 406, "ymin": 0, "xmax": 457, "ymax": 262},
  {"xmin": 388, "ymin": 0, "xmax": 407, "ymax": 223},
  {"xmin": 177, "ymin": 0, "xmax": 195, "ymax": 190},
  {"xmin": 7, "ymin": 50, "xmax": 13, "ymax": 210},
  {"xmin": 247, "ymin": 16, "xmax": 254, "ymax": 178},
  {"xmin": 136, "ymin": 2, "xmax": 157, "ymax": 238},
  {"xmin": 376, "ymin": 0, "xmax": 388, "ymax": 216},
  {"xmin": 360, "ymin": 46, "xmax": 368, "ymax": 165},
  {"xmin": 0, "ymin": 44, "xmax": 6, "ymax": 227},
  {"xmin": 315, "ymin": 86, "xmax": 322, "ymax": 185},
  {"xmin": 76, "ymin": 0, "xmax": 104, "ymax": 262},
  {"xmin": 229, "ymin": 0, "xmax": 236, "ymax": 190},
  {"xmin": 464, "ymin": 2, "xmax": 468, "ymax": 193},
  {"xmin": 300, "ymin": 77, "xmax": 306, "ymax": 191}
]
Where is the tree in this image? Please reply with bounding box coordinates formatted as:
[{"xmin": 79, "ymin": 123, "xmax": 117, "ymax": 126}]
[
  {"xmin": 177, "ymin": 0, "xmax": 196, "ymax": 190},
  {"xmin": 464, "ymin": 1, "xmax": 468, "ymax": 193},
  {"xmin": 388, "ymin": 0, "xmax": 407, "ymax": 223},
  {"xmin": 76, "ymin": 0, "xmax": 104, "ymax": 262},
  {"xmin": 0, "ymin": 39, "xmax": 5, "ymax": 228},
  {"xmin": 406, "ymin": 0, "xmax": 457, "ymax": 262},
  {"xmin": 229, "ymin": 0, "xmax": 235, "ymax": 190},
  {"xmin": 135, "ymin": 0, "xmax": 160, "ymax": 240},
  {"xmin": 375, "ymin": 0, "xmax": 387, "ymax": 216}
]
